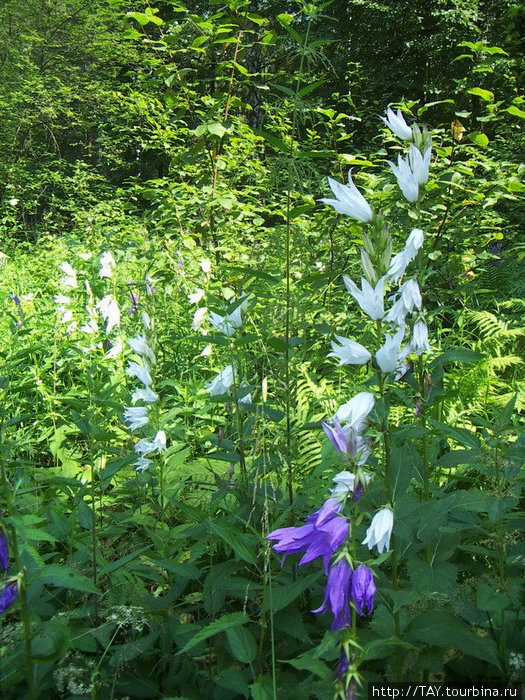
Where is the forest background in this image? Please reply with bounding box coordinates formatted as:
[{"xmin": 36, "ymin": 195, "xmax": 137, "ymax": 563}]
[{"xmin": 0, "ymin": 0, "xmax": 524, "ymax": 699}]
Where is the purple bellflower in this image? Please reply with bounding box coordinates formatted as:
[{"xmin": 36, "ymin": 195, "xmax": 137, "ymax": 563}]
[
  {"xmin": 312, "ymin": 558, "xmax": 353, "ymax": 629},
  {"xmin": 9, "ymin": 294, "xmax": 20, "ymax": 305},
  {"xmin": 267, "ymin": 498, "xmax": 349, "ymax": 574},
  {"xmin": 351, "ymin": 564, "xmax": 376, "ymax": 616},
  {"xmin": 0, "ymin": 530, "xmax": 8, "ymax": 571},
  {"xmin": 0, "ymin": 580, "xmax": 18, "ymax": 614}
]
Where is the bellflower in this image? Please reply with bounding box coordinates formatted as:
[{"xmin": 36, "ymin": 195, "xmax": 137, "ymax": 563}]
[
  {"xmin": 208, "ymin": 309, "xmax": 242, "ymax": 336},
  {"xmin": 193, "ymin": 307, "xmax": 208, "ymax": 331},
  {"xmin": 0, "ymin": 580, "xmax": 18, "ymax": 614},
  {"xmin": 400, "ymin": 279, "xmax": 422, "ymax": 312},
  {"xmin": 205, "ymin": 365, "xmax": 235, "ymax": 396},
  {"xmin": 362, "ymin": 508, "xmax": 394, "ymax": 554},
  {"xmin": 312, "ymin": 558, "xmax": 353, "ymax": 629},
  {"xmin": 334, "ymin": 392, "xmax": 375, "ymax": 434},
  {"xmin": 200, "ymin": 258, "xmax": 212, "ymax": 275},
  {"xmin": 0, "ymin": 530, "xmax": 8, "ymax": 571},
  {"xmin": 319, "ymin": 170, "xmax": 373, "ymax": 223},
  {"xmin": 387, "ymin": 153, "xmax": 419, "ymax": 203},
  {"xmin": 409, "ymin": 145, "xmax": 431, "ymax": 185},
  {"xmin": 134, "ymin": 457, "xmax": 153, "ymax": 472},
  {"xmin": 381, "ymin": 107, "xmax": 412, "ymax": 141},
  {"xmin": 99, "ymin": 251, "xmax": 115, "ymax": 278},
  {"xmin": 328, "ymin": 335, "xmax": 371, "ymax": 366},
  {"xmin": 351, "ymin": 565, "xmax": 376, "ymax": 616},
  {"xmin": 375, "ymin": 327, "xmax": 404, "ymax": 373},
  {"xmin": 188, "ymin": 288, "xmax": 205, "ymax": 305},
  {"xmin": 134, "ymin": 438, "xmax": 155, "ymax": 456},
  {"xmin": 343, "ymin": 276, "xmax": 385, "ymax": 320},
  {"xmin": 411, "ymin": 320, "xmax": 431, "ymax": 355},
  {"xmin": 331, "ymin": 470, "xmax": 371, "ymax": 499},
  {"xmin": 106, "ymin": 339, "xmax": 123, "ymax": 358},
  {"xmin": 323, "ymin": 419, "xmax": 372, "ymax": 466},
  {"xmin": 96, "ymin": 295, "xmax": 120, "ymax": 334},
  {"xmin": 267, "ymin": 498, "xmax": 348, "ymax": 574},
  {"xmin": 131, "ymin": 387, "xmax": 158, "ymax": 404},
  {"xmin": 128, "ymin": 335, "xmax": 155, "ymax": 364},
  {"xmin": 322, "ymin": 417, "xmax": 349, "ymax": 458},
  {"xmin": 152, "ymin": 430, "xmax": 167, "ymax": 453},
  {"xmin": 59, "ymin": 262, "xmax": 78, "ymax": 288},
  {"xmin": 387, "ymin": 228, "xmax": 424, "ymax": 282},
  {"xmin": 123, "ymin": 406, "xmax": 149, "ymax": 431},
  {"xmin": 126, "ymin": 361, "xmax": 152, "ymax": 387}
]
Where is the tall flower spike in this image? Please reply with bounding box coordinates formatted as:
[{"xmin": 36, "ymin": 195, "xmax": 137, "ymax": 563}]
[
  {"xmin": 343, "ymin": 276, "xmax": 385, "ymax": 320},
  {"xmin": 381, "ymin": 107, "xmax": 413, "ymax": 141},
  {"xmin": 319, "ymin": 170, "xmax": 373, "ymax": 223},
  {"xmin": 328, "ymin": 335, "xmax": 371, "ymax": 366}
]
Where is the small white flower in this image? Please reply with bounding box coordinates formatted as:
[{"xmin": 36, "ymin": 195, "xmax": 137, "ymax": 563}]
[
  {"xmin": 142, "ymin": 312, "xmax": 152, "ymax": 330},
  {"xmin": 387, "ymin": 229, "xmax": 424, "ymax": 283},
  {"xmin": 124, "ymin": 406, "xmax": 149, "ymax": 431},
  {"xmin": 9, "ymin": 198, "xmax": 18, "ymax": 206},
  {"xmin": 59, "ymin": 262, "xmax": 78, "ymax": 288},
  {"xmin": 134, "ymin": 438, "xmax": 155, "ymax": 456},
  {"xmin": 319, "ymin": 170, "xmax": 373, "ymax": 222},
  {"xmin": 362, "ymin": 507, "xmax": 394, "ymax": 554},
  {"xmin": 208, "ymin": 309, "xmax": 242, "ymax": 336},
  {"xmin": 152, "ymin": 430, "xmax": 167, "ymax": 453},
  {"xmin": 376, "ymin": 328, "xmax": 404, "ymax": 373},
  {"xmin": 106, "ymin": 339, "xmax": 123, "ymax": 358},
  {"xmin": 54, "ymin": 294, "xmax": 71, "ymax": 306},
  {"xmin": 78, "ymin": 252, "xmax": 92, "ymax": 261},
  {"xmin": 128, "ymin": 335, "xmax": 155, "ymax": 364},
  {"xmin": 132, "ymin": 387, "xmax": 158, "ymax": 404},
  {"xmin": 199, "ymin": 344, "xmax": 212, "ymax": 357},
  {"xmin": 343, "ymin": 276, "xmax": 385, "ymax": 320},
  {"xmin": 188, "ymin": 288, "xmax": 205, "ymax": 305},
  {"xmin": 385, "ymin": 297, "xmax": 409, "ymax": 327},
  {"xmin": 334, "ymin": 392, "xmax": 375, "ymax": 434},
  {"xmin": 409, "ymin": 145, "xmax": 431, "ymax": 186},
  {"xmin": 193, "ymin": 307, "xmax": 208, "ymax": 331},
  {"xmin": 200, "ymin": 258, "xmax": 212, "ymax": 275},
  {"xmin": 134, "ymin": 457, "xmax": 153, "ymax": 472},
  {"xmin": 66, "ymin": 321, "xmax": 77, "ymax": 334},
  {"xmin": 60, "ymin": 308, "xmax": 73, "ymax": 324},
  {"xmin": 96, "ymin": 295, "xmax": 120, "ymax": 334},
  {"xmin": 412, "ymin": 320, "xmax": 431, "ymax": 355},
  {"xmin": 328, "ymin": 335, "xmax": 371, "ymax": 366},
  {"xmin": 387, "ymin": 153, "xmax": 419, "ymax": 202},
  {"xmin": 331, "ymin": 470, "xmax": 372, "ymax": 496},
  {"xmin": 126, "ymin": 361, "xmax": 152, "ymax": 387},
  {"xmin": 400, "ymin": 279, "xmax": 422, "ymax": 312},
  {"xmin": 381, "ymin": 107, "xmax": 413, "ymax": 140},
  {"xmin": 99, "ymin": 251, "xmax": 115, "ymax": 278},
  {"xmin": 205, "ymin": 365, "xmax": 235, "ymax": 396}
]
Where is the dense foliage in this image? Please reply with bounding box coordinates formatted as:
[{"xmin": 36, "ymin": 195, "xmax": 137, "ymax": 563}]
[{"xmin": 0, "ymin": 1, "xmax": 524, "ymax": 698}]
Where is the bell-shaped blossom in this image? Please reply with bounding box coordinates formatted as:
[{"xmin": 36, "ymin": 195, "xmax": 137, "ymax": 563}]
[
  {"xmin": 411, "ymin": 320, "xmax": 431, "ymax": 355},
  {"xmin": 387, "ymin": 229, "xmax": 424, "ymax": 282},
  {"xmin": 106, "ymin": 339, "xmax": 123, "ymax": 358},
  {"xmin": 193, "ymin": 307, "xmax": 208, "ymax": 331},
  {"xmin": 343, "ymin": 276, "xmax": 385, "ymax": 320},
  {"xmin": 205, "ymin": 365, "xmax": 235, "ymax": 396},
  {"xmin": 126, "ymin": 361, "xmax": 152, "ymax": 387},
  {"xmin": 267, "ymin": 498, "xmax": 348, "ymax": 574},
  {"xmin": 409, "ymin": 144, "xmax": 432, "ymax": 185},
  {"xmin": 54, "ymin": 294, "xmax": 71, "ymax": 306},
  {"xmin": 0, "ymin": 580, "xmax": 18, "ymax": 614},
  {"xmin": 313, "ymin": 558, "xmax": 353, "ymax": 629},
  {"xmin": 128, "ymin": 335, "xmax": 155, "ymax": 365},
  {"xmin": 319, "ymin": 170, "xmax": 373, "ymax": 223},
  {"xmin": 375, "ymin": 328, "xmax": 404, "ymax": 373},
  {"xmin": 200, "ymin": 344, "xmax": 212, "ymax": 357},
  {"xmin": 132, "ymin": 387, "xmax": 158, "ymax": 404},
  {"xmin": 80, "ymin": 309, "xmax": 99, "ymax": 335},
  {"xmin": 59, "ymin": 262, "xmax": 77, "ymax": 288},
  {"xmin": 334, "ymin": 392, "xmax": 375, "ymax": 434},
  {"xmin": 134, "ymin": 456, "xmax": 153, "ymax": 472},
  {"xmin": 188, "ymin": 288, "xmax": 205, "ymax": 305},
  {"xmin": 331, "ymin": 470, "xmax": 371, "ymax": 499},
  {"xmin": 0, "ymin": 531, "xmax": 8, "ymax": 571},
  {"xmin": 400, "ymin": 279, "xmax": 422, "ymax": 312},
  {"xmin": 381, "ymin": 107, "xmax": 412, "ymax": 141},
  {"xmin": 99, "ymin": 251, "xmax": 115, "ymax": 278},
  {"xmin": 387, "ymin": 153, "xmax": 419, "ymax": 203},
  {"xmin": 328, "ymin": 335, "xmax": 371, "ymax": 366},
  {"xmin": 209, "ymin": 309, "xmax": 242, "ymax": 337},
  {"xmin": 152, "ymin": 430, "xmax": 167, "ymax": 453},
  {"xmin": 134, "ymin": 438, "xmax": 155, "ymax": 456},
  {"xmin": 123, "ymin": 406, "xmax": 149, "ymax": 431},
  {"xmin": 351, "ymin": 564, "xmax": 376, "ymax": 616},
  {"xmin": 362, "ymin": 507, "xmax": 394, "ymax": 554},
  {"xmin": 96, "ymin": 295, "xmax": 120, "ymax": 334},
  {"xmin": 200, "ymin": 258, "xmax": 212, "ymax": 275}
]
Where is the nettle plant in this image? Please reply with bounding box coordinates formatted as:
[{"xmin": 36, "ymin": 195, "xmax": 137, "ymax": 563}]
[{"xmin": 266, "ymin": 108, "xmax": 523, "ymax": 693}]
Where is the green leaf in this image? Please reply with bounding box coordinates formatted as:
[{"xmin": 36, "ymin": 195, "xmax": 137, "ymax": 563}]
[
  {"xmin": 34, "ymin": 564, "xmax": 100, "ymax": 594},
  {"xmin": 469, "ymin": 132, "xmax": 489, "ymax": 147},
  {"xmin": 431, "ymin": 349, "xmax": 484, "ymax": 366},
  {"xmin": 178, "ymin": 612, "xmax": 247, "ymax": 654},
  {"xmin": 208, "ymin": 521, "xmax": 257, "ymax": 564},
  {"xmin": 281, "ymin": 652, "xmax": 332, "ymax": 680},
  {"xmin": 467, "ymin": 87, "xmax": 494, "ymax": 102},
  {"xmin": 226, "ymin": 625, "xmax": 257, "ymax": 663},
  {"xmin": 249, "ymin": 675, "xmax": 275, "ymax": 700},
  {"xmin": 266, "ymin": 573, "xmax": 320, "ymax": 612},
  {"xmin": 103, "ymin": 546, "xmax": 151, "ymax": 575},
  {"xmin": 427, "ymin": 419, "xmax": 481, "ymax": 449},
  {"xmin": 298, "ymin": 80, "xmax": 326, "ymax": 98},
  {"xmin": 207, "ymin": 123, "xmax": 227, "ymax": 138},
  {"xmin": 506, "ymin": 105, "xmax": 525, "ymax": 119}
]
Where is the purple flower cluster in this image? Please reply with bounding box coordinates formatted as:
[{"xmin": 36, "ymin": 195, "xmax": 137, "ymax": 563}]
[
  {"xmin": 0, "ymin": 530, "xmax": 18, "ymax": 614},
  {"xmin": 0, "ymin": 530, "xmax": 8, "ymax": 571},
  {"xmin": 267, "ymin": 498, "xmax": 348, "ymax": 574},
  {"xmin": 313, "ymin": 560, "xmax": 375, "ymax": 629}
]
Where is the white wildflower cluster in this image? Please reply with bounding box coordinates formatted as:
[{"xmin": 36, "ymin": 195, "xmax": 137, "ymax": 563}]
[
  {"xmin": 55, "ymin": 252, "xmax": 122, "ymax": 355},
  {"xmin": 123, "ymin": 327, "xmax": 166, "ymax": 472}
]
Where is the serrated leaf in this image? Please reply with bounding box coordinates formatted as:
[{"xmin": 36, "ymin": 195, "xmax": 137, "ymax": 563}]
[
  {"xmin": 178, "ymin": 612, "xmax": 247, "ymax": 654},
  {"xmin": 281, "ymin": 652, "xmax": 331, "ymax": 680},
  {"xmin": 34, "ymin": 564, "xmax": 100, "ymax": 594},
  {"xmin": 103, "ymin": 546, "xmax": 151, "ymax": 575},
  {"xmin": 226, "ymin": 625, "xmax": 257, "ymax": 663},
  {"xmin": 208, "ymin": 521, "xmax": 257, "ymax": 564}
]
